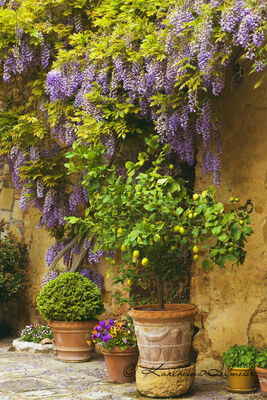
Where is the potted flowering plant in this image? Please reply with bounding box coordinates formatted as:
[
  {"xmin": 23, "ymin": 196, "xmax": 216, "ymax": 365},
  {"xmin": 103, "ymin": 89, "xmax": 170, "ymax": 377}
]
[
  {"xmin": 92, "ymin": 317, "xmax": 138, "ymax": 383},
  {"xmin": 222, "ymin": 345, "xmax": 258, "ymax": 393},
  {"xmin": 19, "ymin": 324, "xmax": 53, "ymax": 343},
  {"xmin": 36, "ymin": 272, "xmax": 104, "ymax": 362},
  {"xmin": 255, "ymin": 348, "xmax": 267, "ymax": 396}
]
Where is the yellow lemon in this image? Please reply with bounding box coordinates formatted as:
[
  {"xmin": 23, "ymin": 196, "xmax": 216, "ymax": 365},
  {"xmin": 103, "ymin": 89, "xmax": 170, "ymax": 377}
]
[
  {"xmin": 235, "ymin": 197, "xmax": 240, "ymax": 202},
  {"xmin": 194, "ymin": 212, "xmax": 198, "ymax": 218},
  {"xmin": 141, "ymin": 257, "xmax": 149, "ymax": 266},
  {"xmin": 189, "ymin": 212, "xmax": 193, "ymax": 219},
  {"xmin": 121, "ymin": 244, "xmax": 128, "ymax": 252},
  {"xmin": 239, "ymin": 220, "xmax": 244, "ymax": 225},
  {"xmin": 173, "ymin": 225, "xmax": 180, "ymax": 233},
  {"xmin": 193, "ymin": 194, "xmax": 199, "ymax": 201},
  {"xmin": 117, "ymin": 228, "xmax": 123, "ymax": 235},
  {"xmin": 193, "ymin": 245, "xmax": 199, "ymax": 253},
  {"xmin": 110, "ymin": 259, "xmax": 116, "ymax": 265},
  {"xmin": 126, "ymin": 279, "xmax": 132, "ymax": 285},
  {"xmin": 168, "ymin": 164, "xmax": 174, "ymax": 170},
  {"xmin": 193, "ymin": 254, "xmax": 199, "ymax": 261},
  {"xmin": 133, "ymin": 250, "xmax": 140, "ymax": 258},
  {"xmin": 170, "ymin": 245, "xmax": 176, "ymax": 251},
  {"xmin": 179, "ymin": 227, "xmax": 185, "ymax": 235},
  {"xmin": 229, "ymin": 197, "xmax": 235, "ymax": 202}
]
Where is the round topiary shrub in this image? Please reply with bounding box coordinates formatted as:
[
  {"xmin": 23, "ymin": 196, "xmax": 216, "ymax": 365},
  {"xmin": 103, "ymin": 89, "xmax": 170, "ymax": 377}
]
[{"xmin": 36, "ymin": 272, "xmax": 104, "ymax": 321}]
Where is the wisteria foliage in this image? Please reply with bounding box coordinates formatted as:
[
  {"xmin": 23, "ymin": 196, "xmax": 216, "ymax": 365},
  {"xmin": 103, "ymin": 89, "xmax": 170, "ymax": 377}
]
[
  {"xmin": 0, "ymin": 0, "xmax": 265, "ymax": 269},
  {"xmin": 44, "ymin": 0, "xmax": 266, "ymax": 184}
]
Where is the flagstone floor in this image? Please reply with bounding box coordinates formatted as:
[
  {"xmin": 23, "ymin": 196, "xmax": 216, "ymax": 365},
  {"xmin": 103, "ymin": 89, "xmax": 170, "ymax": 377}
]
[{"xmin": 0, "ymin": 339, "xmax": 264, "ymax": 400}]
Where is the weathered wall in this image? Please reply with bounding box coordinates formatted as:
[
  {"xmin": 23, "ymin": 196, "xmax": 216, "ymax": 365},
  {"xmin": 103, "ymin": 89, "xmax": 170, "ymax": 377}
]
[{"xmin": 192, "ymin": 69, "xmax": 267, "ymax": 370}]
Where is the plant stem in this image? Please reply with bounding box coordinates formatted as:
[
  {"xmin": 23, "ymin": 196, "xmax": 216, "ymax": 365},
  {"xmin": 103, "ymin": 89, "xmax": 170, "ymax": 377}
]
[{"xmin": 155, "ymin": 273, "xmax": 164, "ymax": 310}]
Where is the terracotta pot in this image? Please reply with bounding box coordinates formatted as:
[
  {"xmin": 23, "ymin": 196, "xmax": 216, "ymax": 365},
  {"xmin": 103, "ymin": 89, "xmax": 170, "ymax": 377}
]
[
  {"xmin": 227, "ymin": 367, "xmax": 256, "ymax": 393},
  {"xmin": 101, "ymin": 346, "xmax": 139, "ymax": 383},
  {"xmin": 49, "ymin": 320, "xmax": 98, "ymax": 362},
  {"xmin": 255, "ymin": 366, "xmax": 267, "ymax": 396},
  {"xmin": 128, "ymin": 304, "xmax": 197, "ymax": 369}
]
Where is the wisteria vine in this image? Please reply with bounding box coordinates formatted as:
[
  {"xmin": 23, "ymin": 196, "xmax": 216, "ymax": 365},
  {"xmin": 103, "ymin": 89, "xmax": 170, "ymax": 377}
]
[{"xmin": 0, "ymin": 0, "xmax": 265, "ymax": 271}]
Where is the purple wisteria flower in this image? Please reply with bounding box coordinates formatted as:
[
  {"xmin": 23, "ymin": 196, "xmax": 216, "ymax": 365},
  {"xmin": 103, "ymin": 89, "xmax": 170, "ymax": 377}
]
[
  {"xmin": 41, "ymin": 270, "xmax": 59, "ymax": 287},
  {"xmin": 79, "ymin": 268, "xmax": 104, "ymax": 291}
]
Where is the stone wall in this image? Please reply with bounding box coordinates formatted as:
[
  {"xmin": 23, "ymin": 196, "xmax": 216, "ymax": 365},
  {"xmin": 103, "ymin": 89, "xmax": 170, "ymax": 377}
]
[{"xmin": 192, "ymin": 69, "xmax": 267, "ymax": 370}]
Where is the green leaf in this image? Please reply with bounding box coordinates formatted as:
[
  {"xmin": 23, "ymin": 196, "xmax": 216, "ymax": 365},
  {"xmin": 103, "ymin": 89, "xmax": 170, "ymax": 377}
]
[
  {"xmin": 212, "ymin": 226, "xmax": 222, "ymax": 235},
  {"xmin": 202, "ymin": 260, "xmax": 212, "ymax": 271},
  {"xmin": 157, "ymin": 178, "xmax": 168, "ymax": 185},
  {"xmin": 125, "ymin": 161, "xmax": 134, "ymax": 170},
  {"xmin": 218, "ymin": 233, "xmax": 228, "ymax": 242}
]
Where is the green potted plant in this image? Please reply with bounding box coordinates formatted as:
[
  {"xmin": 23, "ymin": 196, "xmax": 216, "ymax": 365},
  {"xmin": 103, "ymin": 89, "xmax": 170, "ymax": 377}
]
[
  {"xmin": 0, "ymin": 225, "xmax": 28, "ymax": 307},
  {"xmin": 92, "ymin": 317, "xmax": 138, "ymax": 383},
  {"xmin": 66, "ymin": 140, "xmax": 253, "ymax": 395},
  {"xmin": 36, "ymin": 272, "xmax": 104, "ymax": 362},
  {"xmin": 19, "ymin": 324, "xmax": 53, "ymax": 343},
  {"xmin": 222, "ymin": 345, "xmax": 258, "ymax": 393},
  {"xmin": 0, "ymin": 223, "xmax": 28, "ymax": 336},
  {"xmin": 255, "ymin": 349, "xmax": 267, "ymax": 396}
]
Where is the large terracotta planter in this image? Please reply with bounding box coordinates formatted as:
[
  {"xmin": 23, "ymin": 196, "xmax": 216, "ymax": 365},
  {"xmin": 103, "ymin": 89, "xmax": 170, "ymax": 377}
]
[
  {"xmin": 227, "ymin": 367, "xmax": 256, "ymax": 393},
  {"xmin": 101, "ymin": 346, "xmax": 139, "ymax": 383},
  {"xmin": 49, "ymin": 320, "xmax": 98, "ymax": 362},
  {"xmin": 255, "ymin": 366, "xmax": 267, "ymax": 396},
  {"xmin": 128, "ymin": 304, "xmax": 197, "ymax": 369}
]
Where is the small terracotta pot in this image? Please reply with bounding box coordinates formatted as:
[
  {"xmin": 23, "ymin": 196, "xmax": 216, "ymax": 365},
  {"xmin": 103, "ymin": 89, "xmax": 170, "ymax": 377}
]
[
  {"xmin": 227, "ymin": 367, "xmax": 256, "ymax": 393},
  {"xmin": 101, "ymin": 346, "xmax": 139, "ymax": 383},
  {"xmin": 49, "ymin": 320, "xmax": 98, "ymax": 362},
  {"xmin": 255, "ymin": 366, "xmax": 267, "ymax": 396},
  {"xmin": 128, "ymin": 304, "xmax": 197, "ymax": 369}
]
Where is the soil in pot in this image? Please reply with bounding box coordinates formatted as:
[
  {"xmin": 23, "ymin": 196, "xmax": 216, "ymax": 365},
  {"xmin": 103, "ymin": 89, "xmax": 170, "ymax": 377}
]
[
  {"xmin": 49, "ymin": 320, "xmax": 98, "ymax": 362},
  {"xmin": 101, "ymin": 346, "xmax": 139, "ymax": 383}
]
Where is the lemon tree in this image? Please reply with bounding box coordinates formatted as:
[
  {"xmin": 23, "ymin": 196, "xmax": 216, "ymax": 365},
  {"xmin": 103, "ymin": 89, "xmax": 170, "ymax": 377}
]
[{"xmin": 67, "ymin": 141, "xmax": 253, "ymax": 310}]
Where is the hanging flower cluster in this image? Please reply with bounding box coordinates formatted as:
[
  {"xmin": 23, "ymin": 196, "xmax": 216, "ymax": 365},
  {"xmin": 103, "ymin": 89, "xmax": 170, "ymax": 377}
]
[{"xmin": 43, "ymin": 0, "xmax": 266, "ymax": 184}]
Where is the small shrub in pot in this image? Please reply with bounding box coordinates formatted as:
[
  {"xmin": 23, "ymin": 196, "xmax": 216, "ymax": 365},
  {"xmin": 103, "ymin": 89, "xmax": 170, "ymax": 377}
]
[{"xmin": 36, "ymin": 272, "xmax": 104, "ymax": 361}]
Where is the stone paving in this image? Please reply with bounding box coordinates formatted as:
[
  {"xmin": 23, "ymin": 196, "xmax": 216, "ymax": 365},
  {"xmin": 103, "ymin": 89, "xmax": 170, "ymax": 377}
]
[{"xmin": 0, "ymin": 339, "xmax": 264, "ymax": 400}]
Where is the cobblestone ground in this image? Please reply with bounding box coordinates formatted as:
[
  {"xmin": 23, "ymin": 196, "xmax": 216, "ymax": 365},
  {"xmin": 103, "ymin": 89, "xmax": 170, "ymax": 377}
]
[{"xmin": 0, "ymin": 339, "xmax": 264, "ymax": 400}]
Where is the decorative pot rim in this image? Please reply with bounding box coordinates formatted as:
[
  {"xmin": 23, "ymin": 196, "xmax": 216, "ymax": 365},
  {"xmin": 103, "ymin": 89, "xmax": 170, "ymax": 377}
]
[
  {"xmin": 48, "ymin": 319, "xmax": 98, "ymax": 327},
  {"xmin": 255, "ymin": 366, "xmax": 267, "ymax": 373},
  {"xmin": 228, "ymin": 367, "xmax": 255, "ymax": 370},
  {"xmin": 101, "ymin": 346, "xmax": 139, "ymax": 355},
  {"xmin": 128, "ymin": 303, "xmax": 197, "ymax": 322}
]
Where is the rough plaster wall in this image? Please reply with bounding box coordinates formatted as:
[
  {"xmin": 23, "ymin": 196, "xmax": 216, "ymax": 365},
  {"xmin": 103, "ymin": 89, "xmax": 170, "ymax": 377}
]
[{"xmin": 192, "ymin": 69, "xmax": 267, "ymax": 371}]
